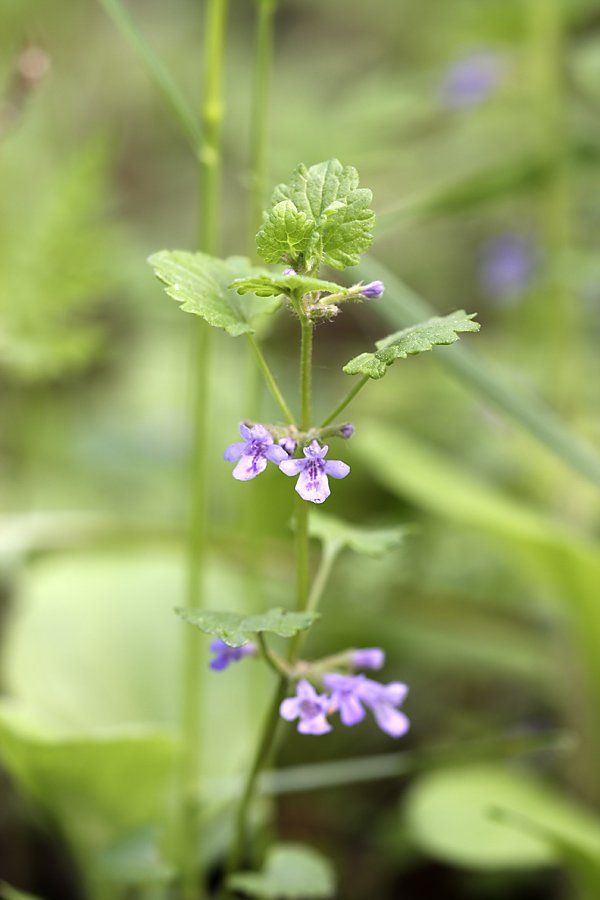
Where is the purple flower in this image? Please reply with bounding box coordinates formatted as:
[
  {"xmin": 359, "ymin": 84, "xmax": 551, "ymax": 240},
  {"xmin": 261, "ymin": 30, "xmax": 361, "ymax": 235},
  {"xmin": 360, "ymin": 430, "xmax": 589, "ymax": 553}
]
[
  {"xmin": 439, "ymin": 53, "xmax": 503, "ymax": 109},
  {"xmin": 480, "ymin": 234, "xmax": 537, "ymax": 303},
  {"xmin": 283, "ymin": 268, "xmax": 296, "ymax": 276},
  {"xmin": 224, "ymin": 423, "xmax": 288, "ymax": 481},
  {"xmin": 280, "ymin": 679, "xmax": 332, "ymax": 734},
  {"xmin": 278, "ymin": 436, "xmax": 296, "ymax": 456},
  {"xmin": 323, "ymin": 673, "xmax": 367, "ymax": 726},
  {"xmin": 209, "ymin": 639, "xmax": 256, "ymax": 671},
  {"xmin": 358, "ymin": 678, "xmax": 409, "ymax": 738},
  {"xmin": 323, "ymin": 673, "xmax": 409, "ymax": 738},
  {"xmin": 360, "ymin": 281, "xmax": 385, "ymax": 299},
  {"xmin": 340, "ymin": 423, "xmax": 354, "ymax": 440},
  {"xmin": 279, "ymin": 440, "xmax": 350, "ymax": 504},
  {"xmin": 352, "ymin": 647, "xmax": 385, "ymax": 670}
]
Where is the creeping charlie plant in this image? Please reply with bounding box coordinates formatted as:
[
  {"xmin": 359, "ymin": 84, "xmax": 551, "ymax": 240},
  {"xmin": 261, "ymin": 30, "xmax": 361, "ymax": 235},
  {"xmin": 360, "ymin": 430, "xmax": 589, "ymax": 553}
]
[{"xmin": 150, "ymin": 158, "xmax": 479, "ymax": 891}]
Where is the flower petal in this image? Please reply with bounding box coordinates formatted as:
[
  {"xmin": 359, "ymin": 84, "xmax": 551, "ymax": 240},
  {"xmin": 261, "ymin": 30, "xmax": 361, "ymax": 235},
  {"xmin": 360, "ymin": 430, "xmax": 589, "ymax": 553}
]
[
  {"xmin": 339, "ymin": 693, "xmax": 366, "ymax": 726},
  {"xmin": 232, "ymin": 451, "xmax": 268, "ymax": 481},
  {"xmin": 298, "ymin": 715, "xmax": 332, "ymax": 735},
  {"xmin": 209, "ymin": 654, "xmax": 230, "ymax": 671},
  {"xmin": 265, "ymin": 444, "xmax": 289, "ymax": 465},
  {"xmin": 250, "ymin": 424, "xmax": 273, "ymax": 443},
  {"xmin": 239, "ymin": 423, "xmax": 252, "ymax": 441},
  {"xmin": 295, "ymin": 463, "xmax": 330, "ymax": 504},
  {"xmin": 304, "ymin": 440, "xmax": 327, "ymax": 458},
  {"xmin": 223, "ymin": 441, "xmax": 248, "ymax": 462},
  {"xmin": 296, "ymin": 679, "xmax": 319, "ymax": 701},
  {"xmin": 279, "ymin": 458, "xmax": 307, "ymax": 476},
  {"xmin": 383, "ymin": 682, "xmax": 409, "ymax": 705},
  {"xmin": 280, "ymin": 697, "xmax": 300, "ymax": 721},
  {"xmin": 323, "ymin": 459, "xmax": 350, "ymax": 479},
  {"xmin": 372, "ymin": 705, "xmax": 410, "ymax": 738}
]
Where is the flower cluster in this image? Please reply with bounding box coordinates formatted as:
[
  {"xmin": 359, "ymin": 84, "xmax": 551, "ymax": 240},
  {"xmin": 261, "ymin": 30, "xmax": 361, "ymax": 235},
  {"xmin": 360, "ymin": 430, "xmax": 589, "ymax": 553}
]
[
  {"xmin": 280, "ymin": 648, "xmax": 409, "ymax": 739},
  {"xmin": 224, "ymin": 426, "xmax": 350, "ymax": 504}
]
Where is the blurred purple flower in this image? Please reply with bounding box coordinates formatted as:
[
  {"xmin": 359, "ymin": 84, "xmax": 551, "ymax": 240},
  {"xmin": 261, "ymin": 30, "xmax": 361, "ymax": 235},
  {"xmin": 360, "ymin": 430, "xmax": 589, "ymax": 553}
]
[
  {"xmin": 279, "ymin": 440, "xmax": 349, "ymax": 504},
  {"xmin": 323, "ymin": 673, "xmax": 409, "ymax": 737},
  {"xmin": 360, "ymin": 280, "xmax": 385, "ymax": 299},
  {"xmin": 358, "ymin": 678, "xmax": 409, "ymax": 738},
  {"xmin": 280, "ymin": 679, "xmax": 332, "ymax": 734},
  {"xmin": 224, "ymin": 423, "xmax": 288, "ymax": 481},
  {"xmin": 209, "ymin": 639, "xmax": 256, "ymax": 671},
  {"xmin": 323, "ymin": 673, "xmax": 367, "ymax": 726},
  {"xmin": 480, "ymin": 234, "xmax": 537, "ymax": 302},
  {"xmin": 352, "ymin": 647, "xmax": 385, "ymax": 670},
  {"xmin": 439, "ymin": 52, "xmax": 503, "ymax": 108},
  {"xmin": 283, "ymin": 268, "xmax": 296, "ymax": 276}
]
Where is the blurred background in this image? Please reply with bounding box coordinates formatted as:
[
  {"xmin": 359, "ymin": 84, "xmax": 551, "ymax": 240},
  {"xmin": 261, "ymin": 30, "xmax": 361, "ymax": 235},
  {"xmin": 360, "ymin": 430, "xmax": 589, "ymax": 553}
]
[{"xmin": 2, "ymin": 0, "xmax": 600, "ymax": 898}]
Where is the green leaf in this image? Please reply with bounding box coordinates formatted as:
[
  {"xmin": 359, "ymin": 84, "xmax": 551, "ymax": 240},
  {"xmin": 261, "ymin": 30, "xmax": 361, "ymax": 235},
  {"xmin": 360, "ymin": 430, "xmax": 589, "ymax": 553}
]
[
  {"xmin": 176, "ymin": 607, "xmax": 320, "ymax": 648},
  {"xmin": 308, "ymin": 511, "xmax": 410, "ymax": 557},
  {"xmin": 148, "ymin": 251, "xmax": 280, "ymax": 336},
  {"xmin": 256, "ymin": 201, "xmax": 314, "ymax": 264},
  {"xmin": 404, "ymin": 764, "xmax": 600, "ymax": 871},
  {"xmin": 94, "ymin": 825, "xmax": 174, "ymax": 885},
  {"xmin": 230, "ymin": 273, "xmax": 346, "ymax": 299},
  {"xmin": 228, "ymin": 843, "xmax": 336, "ymax": 899},
  {"xmin": 264, "ymin": 160, "xmax": 376, "ymax": 270},
  {"xmin": 343, "ymin": 311, "xmax": 480, "ymax": 379}
]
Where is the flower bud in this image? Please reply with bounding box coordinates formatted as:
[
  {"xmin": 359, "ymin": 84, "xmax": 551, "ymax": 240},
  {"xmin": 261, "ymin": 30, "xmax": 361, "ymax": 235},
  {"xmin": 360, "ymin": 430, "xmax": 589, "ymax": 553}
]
[
  {"xmin": 283, "ymin": 268, "xmax": 296, "ymax": 277},
  {"xmin": 360, "ymin": 281, "xmax": 384, "ymax": 299},
  {"xmin": 352, "ymin": 647, "xmax": 385, "ymax": 670},
  {"xmin": 340, "ymin": 423, "xmax": 354, "ymax": 439},
  {"xmin": 278, "ymin": 437, "xmax": 296, "ymax": 456}
]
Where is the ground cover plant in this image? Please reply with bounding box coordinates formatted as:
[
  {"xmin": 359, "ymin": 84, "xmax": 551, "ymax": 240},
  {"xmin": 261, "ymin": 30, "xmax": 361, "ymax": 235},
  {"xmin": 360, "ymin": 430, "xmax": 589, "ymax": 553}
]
[{"xmin": 3, "ymin": 1, "xmax": 600, "ymax": 899}]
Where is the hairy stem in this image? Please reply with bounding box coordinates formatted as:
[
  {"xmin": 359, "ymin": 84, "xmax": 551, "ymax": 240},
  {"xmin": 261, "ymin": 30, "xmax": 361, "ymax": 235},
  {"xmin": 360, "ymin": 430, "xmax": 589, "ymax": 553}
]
[
  {"xmin": 246, "ymin": 334, "xmax": 296, "ymax": 424},
  {"xmin": 320, "ymin": 374, "xmax": 369, "ymax": 428},
  {"xmin": 178, "ymin": 1, "xmax": 228, "ymax": 897},
  {"xmin": 96, "ymin": 0, "xmax": 201, "ymax": 149}
]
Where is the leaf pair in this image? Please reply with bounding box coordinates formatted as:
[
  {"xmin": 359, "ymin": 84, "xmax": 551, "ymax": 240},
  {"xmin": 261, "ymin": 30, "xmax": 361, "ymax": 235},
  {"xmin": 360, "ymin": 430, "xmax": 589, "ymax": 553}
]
[{"xmin": 257, "ymin": 159, "xmax": 376, "ymax": 272}]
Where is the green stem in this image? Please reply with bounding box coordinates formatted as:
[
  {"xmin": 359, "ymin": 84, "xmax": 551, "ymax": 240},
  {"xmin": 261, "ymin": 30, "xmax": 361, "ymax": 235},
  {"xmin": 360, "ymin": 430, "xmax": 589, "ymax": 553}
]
[
  {"xmin": 199, "ymin": 0, "xmax": 229, "ymax": 254},
  {"xmin": 178, "ymin": 1, "xmax": 228, "ymax": 897},
  {"xmin": 306, "ymin": 544, "xmax": 338, "ymax": 615},
  {"xmin": 246, "ymin": 334, "xmax": 296, "ymax": 424},
  {"xmin": 224, "ymin": 676, "xmax": 288, "ymax": 881},
  {"xmin": 96, "ymin": 0, "xmax": 201, "ymax": 149},
  {"xmin": 320, "ymin": 375, "xmax": 369, "ymax": 428},
  {"xmin": 299, "ymin": 317, "xmax": 313, "ymax": 432},
  {"xmin": 248, "ymin": 0, "xmax": 277, "ymax": 254}
]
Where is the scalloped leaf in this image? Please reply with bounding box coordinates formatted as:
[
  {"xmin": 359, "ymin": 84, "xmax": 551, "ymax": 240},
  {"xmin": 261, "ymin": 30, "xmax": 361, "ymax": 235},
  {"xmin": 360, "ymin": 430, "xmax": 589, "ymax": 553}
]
[
  {"xmin": 343, "ymin": 311, "xmax": 479, "ymax": 379},
  {"xmin": 256, "ymin": 201, "xmax": 314, "ymax": 264},
  {"xmin": 176, "ymin": 607, "xmax": 320, "ymax": 648},
  {"xmin": 148, "ymin": 251, "xmax": 280, "ymax": 337},
  {"xmin": 230, "ymin": 273, "xmax": 346, "ymax": 299},
  {"xmin": 309, "ymin": 511, "xmax": 411, "ymax": 557},
  {"xmin": 263, "ymin": 160, "xmax": 376, "ymax": 271},
  {"xmin": 228, "ymin": 843, "xmax": 336, "ymax": 899}
]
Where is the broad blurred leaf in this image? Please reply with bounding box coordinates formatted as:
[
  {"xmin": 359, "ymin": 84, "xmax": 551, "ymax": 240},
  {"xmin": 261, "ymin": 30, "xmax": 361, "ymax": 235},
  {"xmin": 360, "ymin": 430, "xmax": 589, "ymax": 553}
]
[
  {"xmin": 0, "ymin": 137, "xmax": 119, "ymax": 382},
  {"xmin": 230, "ymin": 273, "xmax": 345, "ymax": 299},
  {"xmin": 177, "ymin": 607, "xmax": 320, "ymax": 648},
  {"xmin": 228, "ymin": 843, "xmax": 336, "ymax": 899},
  {"xmin": 265, "ymin": 160, "xmax": 376, "ymax": 270},
  {"xmin": 343, "ymin": 311, "xmax": 479, "ymax": 379},
  {"xmin": 94, "ymin": 825, "xmax": 174, "ymax": 885},
  {"xmin": 256, "ymin": 201, "xmax": 314, "ymax": 264},
  {"xmin": 404, "ymin": 764, "xmax": 600, "ymax": 871},
  {"xmin": 0, "ymin": 704, "xmax": 175, "ymax": 887},
  {"xmin": 148, "ymin": 252, "xmax": 280, "ymax": 336},
  {"xmin": 308, "ymin": 511, "xmax": 409, "ymax": 557}
]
